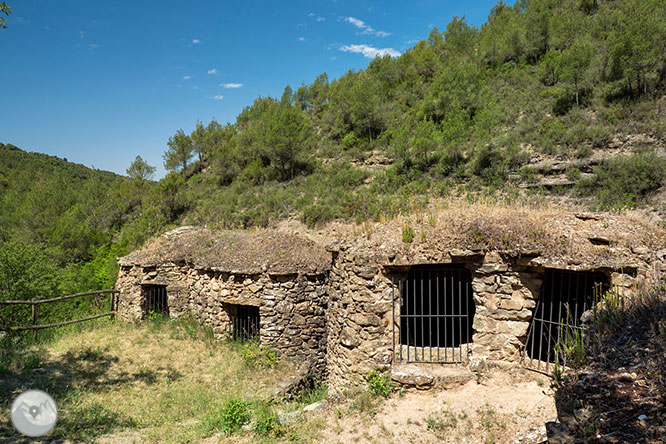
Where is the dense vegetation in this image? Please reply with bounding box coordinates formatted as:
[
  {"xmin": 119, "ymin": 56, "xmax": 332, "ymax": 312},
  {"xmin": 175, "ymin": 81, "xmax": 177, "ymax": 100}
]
[
  {"xmin": 0, "ymin": 144, "xmax": 149, "ymax": 330},
  {"xmin": 1, "ymin": 0, "xmax": 666, "ymax": 318},
  {"xmin": 157, "ymin": 0, "xmax": 666, "ymax": 227}
]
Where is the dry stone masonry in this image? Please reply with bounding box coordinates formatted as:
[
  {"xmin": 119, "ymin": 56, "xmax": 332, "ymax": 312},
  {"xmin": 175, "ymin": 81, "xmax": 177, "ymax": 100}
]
[
  {"xmin": 116, "ymin": 210, "xmax": 666, "ymax": 394},
  {"xmin": 115, "ymin": 227, "xmax": 330, "ymax": 376}
]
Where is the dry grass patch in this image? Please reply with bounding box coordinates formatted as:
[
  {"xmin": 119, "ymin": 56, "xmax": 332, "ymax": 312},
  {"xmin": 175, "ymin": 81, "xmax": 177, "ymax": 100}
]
[{"xmin": 0, "ymin": 317, "xmax": 327, "ymax": 443}]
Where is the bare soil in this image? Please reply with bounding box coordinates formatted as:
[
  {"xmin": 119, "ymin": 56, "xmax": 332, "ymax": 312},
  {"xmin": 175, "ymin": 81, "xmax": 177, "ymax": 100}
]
[{"xmin": 316, "ymin": 370, "xmax": 556, "ymax": 444}]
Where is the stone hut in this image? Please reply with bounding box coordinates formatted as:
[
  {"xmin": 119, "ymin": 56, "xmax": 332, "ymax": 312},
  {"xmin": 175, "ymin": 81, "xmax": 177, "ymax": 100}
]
[
  {"xmin": 115, "ymin": 226, "xmax": 331, "ymax": 375},
  {"xmin": 324, "ymin": 208, "xmax": 666, "ymax": 392},
  {"xmin": 115, "ymin": 209, "xmax": 666, "ymax": 394}
]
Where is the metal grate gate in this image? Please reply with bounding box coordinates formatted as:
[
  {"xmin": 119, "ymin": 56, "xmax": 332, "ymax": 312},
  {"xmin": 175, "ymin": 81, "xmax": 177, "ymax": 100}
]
[
  {"xmin": 523, "ymin": 269, "xmax": 608, "ymax": 374},
  {"xmin": 145, "ymin": 285, "xmax": 169, "ymax": 315},
  {"xmin": 393, "ymin": 267, "xmax": 475, "ymax": 363},
  {"xmin": 229, "ymin": 305, "xmax": 260, "ymax": 341}
]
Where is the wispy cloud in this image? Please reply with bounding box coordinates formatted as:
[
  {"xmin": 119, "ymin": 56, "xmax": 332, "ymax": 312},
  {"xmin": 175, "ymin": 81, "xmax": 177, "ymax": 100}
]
[
  {"xmin": 88, "ymin": 43, "xmax": 98, "ymax": 49},
  {"xmin": 309, "ymin": 12, "xmax": 325, "ymax": 22},
  {"xmin": 183, "ymin": 75, "xmax": 191, "ymax": 80},
  {"xmin": 340, "ymin": 44, "xmax": 400, "ymax": 58},
  {"xmin": 298, "ymin": 37, "xmax": 305, "ymax": 41},
  {"xmin": 15, "ymin": 17, "xmax": 28, "ymax": 24},
  {"xmin": 221, "ymin": 82, "xmax": 243, "ymax": 88},
  {"xmin": 213, "ymin": 95, "xmax": 224, "ymax": 100},
  {"xmin": 342, "ymin": 16, "xmax": 390, "ymax": 37},
  {"xmin": 208, "ymin": 68, "xmax": 217, "ymax": 75},
  {"xmin": 192, "ymin": 39, "xmax": 201, "ymax": 44},
  {"xmin": 80, "ymin": 31, "xmax": 84, "ymax": 39}
]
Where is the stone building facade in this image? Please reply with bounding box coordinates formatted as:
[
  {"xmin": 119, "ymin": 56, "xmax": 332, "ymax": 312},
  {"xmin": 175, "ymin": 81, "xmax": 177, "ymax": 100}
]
[
  {"xmin": 116, "ymin": 211, "xmax": 666, "ymax": 393},
  {"xmin": 115, "ymin": 227, "xmax": 330, "ymax": 375}
]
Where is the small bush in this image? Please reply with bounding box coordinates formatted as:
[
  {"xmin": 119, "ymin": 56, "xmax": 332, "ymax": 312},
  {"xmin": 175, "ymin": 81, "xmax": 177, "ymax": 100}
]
[
  {"xmin": 240, "ymin": 341, "xmax": 278, "ymax": 368},
  {"xmin": 578, "ymin": 153, "xmax": 666, "ymax": 210},
  {"xmin": 254, "ymin": 404, "xmax": 284, "ymax": 437},
  {"xmin": 203, "ymin": 398, "xmax": 250, "ymax": 434},
  {"xmin": 366, "ymin": 369, "xmax": 394, "ymax": 398}
]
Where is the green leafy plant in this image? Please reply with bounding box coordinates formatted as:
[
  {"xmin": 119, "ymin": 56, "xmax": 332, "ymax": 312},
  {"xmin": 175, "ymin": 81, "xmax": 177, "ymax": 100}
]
[
  {"xmin": 240, "ymin": 341, "xmax": 278, "ymax": 368},
  {"xmin": 253, "ymin": 404, "xmax": 284, "ymax": 437},
  {"xmin": 202, "ymin": 398, "xmax": 250, "ymax": 434},
  {"xmin": 366, "ymin": 369, "xmax": 394, "ymax": 398}
]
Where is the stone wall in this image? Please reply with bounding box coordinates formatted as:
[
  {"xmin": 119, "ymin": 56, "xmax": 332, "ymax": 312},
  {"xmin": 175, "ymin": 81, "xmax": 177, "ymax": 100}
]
[
  {"xmin": 325, "ymin": 247, "xmax": 651, "ymax": 393},
  {"xmin": 115, "ymin": 263, "xmax": 328, "ymax": 375}
]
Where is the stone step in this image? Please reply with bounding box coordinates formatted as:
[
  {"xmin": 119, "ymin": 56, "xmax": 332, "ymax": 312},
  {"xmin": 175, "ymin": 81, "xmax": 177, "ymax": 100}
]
[{"xmin": 390, "ymin": 362, "xmax": 474, "ymax": 389}]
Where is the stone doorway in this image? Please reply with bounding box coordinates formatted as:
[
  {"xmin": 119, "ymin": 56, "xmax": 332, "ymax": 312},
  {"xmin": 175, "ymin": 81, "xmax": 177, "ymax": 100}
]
[
  {"xmin": 395, "ymin": 266, "xmax": 475, "ymax": 363},
  {"xmin": 523, "ymin": 269, "xmax": 609, "ymax": 373}
]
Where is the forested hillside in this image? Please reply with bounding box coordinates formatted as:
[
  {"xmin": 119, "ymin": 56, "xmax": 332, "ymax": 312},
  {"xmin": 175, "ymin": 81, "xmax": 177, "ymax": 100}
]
[
  {"xmin": 0, "ymin": 143, "xmax": 146, "ymax": 328},
  {"xmin": 1, "ymin": 0, "xmax": 666, "ymax": 308},
  {"xmin": 156, "ymin": 0, "xmax": 666, "ymax": 228}
]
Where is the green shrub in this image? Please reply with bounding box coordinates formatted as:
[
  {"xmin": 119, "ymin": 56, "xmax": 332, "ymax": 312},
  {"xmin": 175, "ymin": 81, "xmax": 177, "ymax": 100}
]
[
  {"xmin": 253, "ymin": 404, "xmax": 283, "ymax": 437},
  {"xmin": 578, "ymin": 153, "xmax": 666, "ymax": 210},
  {"xmin": 366, "ymin": 369, "xmax": 394, "ymax": 398},
  {"xmin": 240, "ymin": 341, "xmax": 278, "ymax": 368},
  {"xmin": 202, "ymin": 398, "xmax": 250, "ymax": 434}
]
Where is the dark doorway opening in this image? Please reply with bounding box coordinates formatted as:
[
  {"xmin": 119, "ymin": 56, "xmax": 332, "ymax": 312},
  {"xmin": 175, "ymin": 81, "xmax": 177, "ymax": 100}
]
[
  {"xmin": 144, "ymin": 285, "xmax": 169, "ymax": 315},
  {"xmin": 524, "ymin": 269, "xmax": 609, "ymax": 373},
  {"xmin": 396, "ymin": 266, "xmax": 475, "ymax": 362},
  {"xmin": 228, "ymin": 304, "xmax": 260, "ymax": 340}
]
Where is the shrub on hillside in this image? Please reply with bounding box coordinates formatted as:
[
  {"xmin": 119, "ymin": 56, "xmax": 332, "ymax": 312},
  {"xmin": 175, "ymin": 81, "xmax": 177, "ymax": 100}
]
[{"xmin": 577, "ymin": 153, "xmax": 666, "ymax": 210}]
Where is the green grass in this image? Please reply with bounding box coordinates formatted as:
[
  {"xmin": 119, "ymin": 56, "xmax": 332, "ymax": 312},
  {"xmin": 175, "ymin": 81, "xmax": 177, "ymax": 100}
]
[{"xmin": 0, "ymin": 319, "xmax": 329, "ymax": 443}]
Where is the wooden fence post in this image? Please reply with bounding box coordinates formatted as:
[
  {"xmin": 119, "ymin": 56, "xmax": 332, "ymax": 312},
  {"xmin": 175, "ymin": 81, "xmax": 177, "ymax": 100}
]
[
  {"xmin": 31, "ymin": 298, "xmax": 37, "ymax": 340},
  {"xmin": 109, "ymin": 292, "xmax": 115, "ymax": 319}
]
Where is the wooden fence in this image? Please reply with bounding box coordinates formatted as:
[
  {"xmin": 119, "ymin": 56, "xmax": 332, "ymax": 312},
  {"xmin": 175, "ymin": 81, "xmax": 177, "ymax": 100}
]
[{"xmin": 0, "ymin": 289, "xmax": 118, "ymax": 336}]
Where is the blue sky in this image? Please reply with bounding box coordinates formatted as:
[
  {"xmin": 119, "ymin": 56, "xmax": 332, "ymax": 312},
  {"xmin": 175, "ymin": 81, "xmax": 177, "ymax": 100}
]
[{"xmin": 0, "ymin": 0, "xmax": 502, "ymax": 178}]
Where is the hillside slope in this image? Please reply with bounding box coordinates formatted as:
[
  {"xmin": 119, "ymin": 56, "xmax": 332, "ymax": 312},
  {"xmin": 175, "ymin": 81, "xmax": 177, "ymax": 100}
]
[{"xmin": 145, "ymin": 0, "xmax": 666, "ymax": 231}]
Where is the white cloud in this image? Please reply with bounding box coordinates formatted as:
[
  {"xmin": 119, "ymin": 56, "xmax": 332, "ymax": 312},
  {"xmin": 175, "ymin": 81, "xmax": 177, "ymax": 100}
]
[
  {"xmin": 183, "ymin": 75, "xmax": 191, "ymax": 80},
  {"xmin": 80, "ymin": 31, "xmax": 84, "ymax": 39},
  {"xmin": 317, "ymin": 16, "xmax": 325, "ymax": 22},
  {"xmin": 192, "ymin": 39, "xmax": 201, "ymax": 44},
  {"xmin": 340, "ymin": 44, "xmax": 400, "ymax": 58},
  {"xmin": 298, "ymin": 37, "xmax": 305, "ymax": 41},
  {"xmin": 213, "ymin": 95, "xmax": 224, "ymax": 100},
  {"xmin": 308, "ymin": 12, "xmax": 315, "ymax": 17},
  {"xmin": 342, "ymin": 16, "xmax": 390, "ymax": 37},
  {"xmin": 208, "ymin": 68, "xmax": 217, "ymax": 75},
  {"xmin": 88, "ymin": 43, "xmax": 98, "ymax": 49},
  {"xmin": 221, "ymin": 82, "xmax": 243, "ymax": 88},
  {"xmin": 345, "ymin": 17, "xmax": 366, "ymax": 29}
]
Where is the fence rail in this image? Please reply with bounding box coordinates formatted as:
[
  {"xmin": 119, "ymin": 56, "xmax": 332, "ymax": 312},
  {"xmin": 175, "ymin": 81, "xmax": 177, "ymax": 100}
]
[{"xmin": 0, "ymin": 289, "xmax": 119, "ymax": 335}]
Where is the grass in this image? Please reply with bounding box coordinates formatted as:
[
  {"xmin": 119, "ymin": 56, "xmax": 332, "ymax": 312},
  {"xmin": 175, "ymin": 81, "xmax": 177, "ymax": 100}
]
[{"xmin": 0, "ymin": 318, "xmax": 328, "ymax": 443}]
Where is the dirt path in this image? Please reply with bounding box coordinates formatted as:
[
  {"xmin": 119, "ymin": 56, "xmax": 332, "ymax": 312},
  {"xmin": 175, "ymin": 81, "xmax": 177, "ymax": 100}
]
[{"xmin": 318, "ymin": 371, "xmax": 556, "ymax": 444}]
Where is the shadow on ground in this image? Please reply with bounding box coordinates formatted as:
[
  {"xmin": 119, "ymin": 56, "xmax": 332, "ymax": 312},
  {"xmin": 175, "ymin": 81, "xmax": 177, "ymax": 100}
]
[
  {"xmin": 551, "ymin": 291, "xmax": 666, "ymax": 443},
  {"xmin": 0, "ymin": 345, "xmax": 183, "ymax": 442}
]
